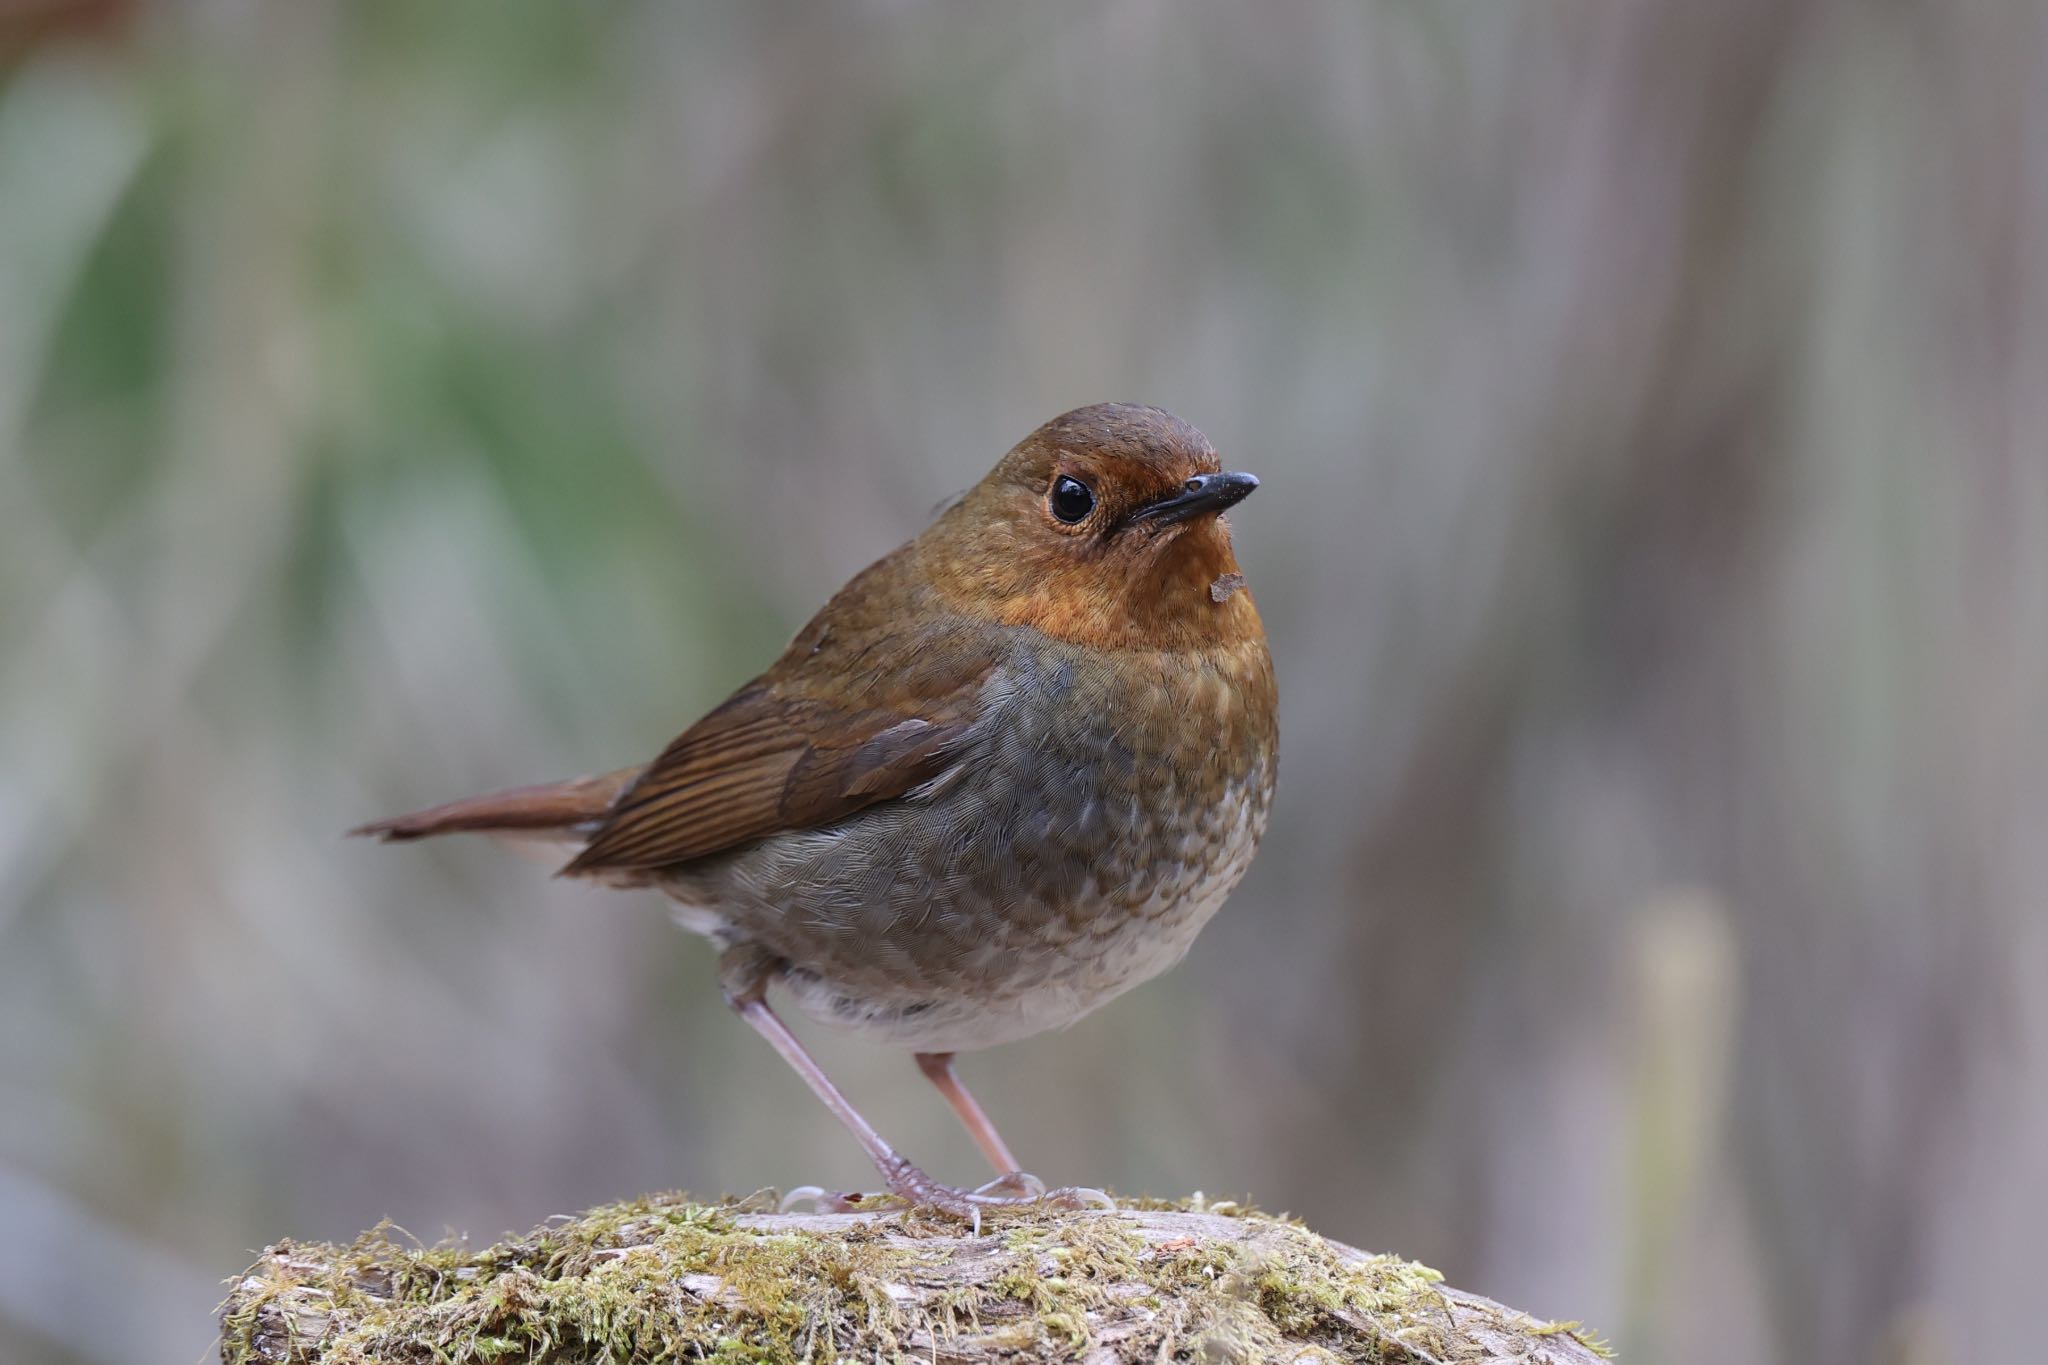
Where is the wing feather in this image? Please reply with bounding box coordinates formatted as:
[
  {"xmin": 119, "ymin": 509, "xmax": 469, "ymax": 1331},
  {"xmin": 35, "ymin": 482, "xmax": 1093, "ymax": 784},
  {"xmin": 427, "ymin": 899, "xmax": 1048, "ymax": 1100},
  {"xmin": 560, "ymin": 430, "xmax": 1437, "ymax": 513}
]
[{"xmin": 562, "ymin": 645, "xmax": 995, "ymax": 875}]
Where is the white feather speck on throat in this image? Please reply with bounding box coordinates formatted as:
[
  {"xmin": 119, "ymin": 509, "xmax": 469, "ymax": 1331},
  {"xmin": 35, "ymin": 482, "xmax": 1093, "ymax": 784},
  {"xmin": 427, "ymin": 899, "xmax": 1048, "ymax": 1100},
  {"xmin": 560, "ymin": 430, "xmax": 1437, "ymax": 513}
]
[{"xmin": 1210, "ymin": 572, "xmax": 1247, "ymax": 603}]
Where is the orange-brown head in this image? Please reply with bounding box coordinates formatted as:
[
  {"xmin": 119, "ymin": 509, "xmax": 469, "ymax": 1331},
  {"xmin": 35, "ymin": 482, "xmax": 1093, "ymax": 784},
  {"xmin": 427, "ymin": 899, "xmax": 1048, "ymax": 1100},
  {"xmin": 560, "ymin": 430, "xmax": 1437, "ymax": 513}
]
[{"xmin": 919, "ymin": 403, "xmax": 1263, "ymax": 652}]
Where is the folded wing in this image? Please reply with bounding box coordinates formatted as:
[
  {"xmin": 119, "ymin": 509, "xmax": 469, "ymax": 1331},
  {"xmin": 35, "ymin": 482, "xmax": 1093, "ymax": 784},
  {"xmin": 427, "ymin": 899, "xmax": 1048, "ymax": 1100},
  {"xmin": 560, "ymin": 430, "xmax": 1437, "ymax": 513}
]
[{"xmin": 562, "ymin": 638, "xmax": 996, "ymax": 875}]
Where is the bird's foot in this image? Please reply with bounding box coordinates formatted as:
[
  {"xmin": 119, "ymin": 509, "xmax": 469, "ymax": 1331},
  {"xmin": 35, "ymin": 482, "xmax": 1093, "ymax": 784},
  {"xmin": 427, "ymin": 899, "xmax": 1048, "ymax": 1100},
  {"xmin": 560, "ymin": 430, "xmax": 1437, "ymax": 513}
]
[
  {"xmin": 1035, "ymin": 1184, "xmax": 1118, "ymax": 1213},
  {"xmin": 973, "ymin": 1170, "xmax": 1045, "ymax": 1199},
  {"xmin": 971, "ymin": 1171, "xmax": 1117, "ymax": 1210},
  {"xmin": 883, "ymin": 1160, "xmax": 1116, "ymax": 1230},
  {"xmin": 777, "ymin": 1185, "xmax": 860, "ymax": 1215},
  {"xmin": 776, "ymin": 1167, "xmax": 1115, "ymax": 1228}
]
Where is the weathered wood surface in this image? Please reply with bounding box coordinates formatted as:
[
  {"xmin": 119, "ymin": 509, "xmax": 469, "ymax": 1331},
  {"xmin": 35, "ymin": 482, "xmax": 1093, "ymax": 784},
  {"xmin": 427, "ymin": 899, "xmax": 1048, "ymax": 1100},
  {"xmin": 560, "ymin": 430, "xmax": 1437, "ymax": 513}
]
[{"xmin": 220, "ymin": 1193, "xmax": 1609, "ymax": 1363}]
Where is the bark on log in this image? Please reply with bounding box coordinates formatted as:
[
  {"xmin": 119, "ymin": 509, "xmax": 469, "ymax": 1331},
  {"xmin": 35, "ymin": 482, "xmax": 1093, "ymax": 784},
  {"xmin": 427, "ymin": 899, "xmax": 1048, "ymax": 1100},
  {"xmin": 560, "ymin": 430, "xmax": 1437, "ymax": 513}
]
[{"xmin": 218, "ymin": 1192, "xmax": 1609, "ymax": 1363}]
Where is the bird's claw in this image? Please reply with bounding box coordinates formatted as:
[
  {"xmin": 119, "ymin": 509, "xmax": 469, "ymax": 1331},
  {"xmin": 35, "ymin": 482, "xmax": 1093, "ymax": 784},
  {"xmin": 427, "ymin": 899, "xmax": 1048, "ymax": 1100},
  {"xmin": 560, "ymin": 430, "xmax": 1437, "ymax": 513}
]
[
  {"xmin": 776, "ymin": 1185, "xmax": 833, "ymax": 1213},
  {"xmin": 881, "ymin": 1164, "xmax": 1117, "ymax": 1227},
  {"xmin": 972, "ymin": 1170, "xmax": 1047, "ymax": 1200},
  {"xmin": 1039, "ymin": 1184, "xmax": 1117, "ymax": 1211},
  {"xmin": 779, "ymin": 1168, "xmax": 1115, "ymax": 1225},
  {"xmin": 969, "ymin": 1175, "xmax": 1114, "ymax": 1211},
  {"xmin": 777, "ymin": 1185, "xmax": 905, "ymax": 1215}
]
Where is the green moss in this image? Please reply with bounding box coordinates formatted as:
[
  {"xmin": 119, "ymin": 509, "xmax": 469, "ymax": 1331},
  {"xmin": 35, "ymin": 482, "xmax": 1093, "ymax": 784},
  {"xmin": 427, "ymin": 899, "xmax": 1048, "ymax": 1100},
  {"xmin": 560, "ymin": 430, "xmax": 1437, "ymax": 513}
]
[
  {"xmin": 1534, "ymin": 1318, "xmax": 1617, "ymax": 1358},
  {"xmin": 219, "ymin": 1192, "xmax": 1593, "ymax": 1364}
]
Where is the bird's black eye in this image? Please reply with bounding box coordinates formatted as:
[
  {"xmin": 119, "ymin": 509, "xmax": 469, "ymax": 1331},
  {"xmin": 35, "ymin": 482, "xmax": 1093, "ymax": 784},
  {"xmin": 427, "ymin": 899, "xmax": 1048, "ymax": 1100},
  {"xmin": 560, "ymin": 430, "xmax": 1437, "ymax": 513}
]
[{"xmin": 1049, "ymin": 475, "xmax": 1096, "ymax": 524}]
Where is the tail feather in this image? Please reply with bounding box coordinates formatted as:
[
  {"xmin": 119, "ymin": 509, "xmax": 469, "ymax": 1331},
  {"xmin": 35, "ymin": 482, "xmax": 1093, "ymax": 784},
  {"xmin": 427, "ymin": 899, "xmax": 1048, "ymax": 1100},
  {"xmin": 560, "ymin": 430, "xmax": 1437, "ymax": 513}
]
[{"xmin": 350, "ymin": 767, "xmax": 642, "ymax": 843}]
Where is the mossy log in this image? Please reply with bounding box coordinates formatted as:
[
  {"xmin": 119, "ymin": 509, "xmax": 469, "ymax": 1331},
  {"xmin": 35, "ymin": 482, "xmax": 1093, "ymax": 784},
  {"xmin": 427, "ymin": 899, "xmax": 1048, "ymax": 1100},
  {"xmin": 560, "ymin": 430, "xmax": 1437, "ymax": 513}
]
[{"xmin": 219, "ymin": 1192, "xmax": 1609, "ymax": 1364}]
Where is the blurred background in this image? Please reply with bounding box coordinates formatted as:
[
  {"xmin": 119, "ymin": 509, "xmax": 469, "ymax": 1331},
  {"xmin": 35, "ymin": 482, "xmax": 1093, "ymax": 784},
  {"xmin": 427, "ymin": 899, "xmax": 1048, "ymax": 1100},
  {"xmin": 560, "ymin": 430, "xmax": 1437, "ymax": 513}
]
[{"xmin": 2, "ymin": 1, "xmax": 2042, "ymax": 1362}]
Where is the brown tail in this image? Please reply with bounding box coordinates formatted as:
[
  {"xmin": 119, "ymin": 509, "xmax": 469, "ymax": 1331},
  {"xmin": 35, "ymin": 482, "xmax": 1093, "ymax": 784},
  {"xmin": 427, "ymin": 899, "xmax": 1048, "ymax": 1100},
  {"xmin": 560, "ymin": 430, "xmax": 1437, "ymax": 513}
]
[{"xmin": 350, "ymin": 766, "xmax": 643, "ymax": 842}]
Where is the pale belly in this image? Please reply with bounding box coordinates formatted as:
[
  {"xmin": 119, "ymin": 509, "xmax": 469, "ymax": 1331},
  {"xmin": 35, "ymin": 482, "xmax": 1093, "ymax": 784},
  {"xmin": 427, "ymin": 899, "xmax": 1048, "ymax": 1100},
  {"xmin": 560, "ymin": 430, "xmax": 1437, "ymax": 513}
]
[
  {"xmin": 775, "ymin": 775, "xmax": 1265, "ymax": 1050},
  {"xmin": 655, "ymin": 637, "xmax": 1276, "ymax": 1052}
]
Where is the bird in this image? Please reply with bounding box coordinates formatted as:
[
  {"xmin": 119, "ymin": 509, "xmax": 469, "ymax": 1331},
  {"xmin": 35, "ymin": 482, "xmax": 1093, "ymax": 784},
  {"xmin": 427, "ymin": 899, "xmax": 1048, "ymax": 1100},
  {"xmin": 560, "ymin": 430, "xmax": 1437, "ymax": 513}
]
[{"xmin": 353, "ymin": 403, "xmax": 1277, "ymax": 1218}]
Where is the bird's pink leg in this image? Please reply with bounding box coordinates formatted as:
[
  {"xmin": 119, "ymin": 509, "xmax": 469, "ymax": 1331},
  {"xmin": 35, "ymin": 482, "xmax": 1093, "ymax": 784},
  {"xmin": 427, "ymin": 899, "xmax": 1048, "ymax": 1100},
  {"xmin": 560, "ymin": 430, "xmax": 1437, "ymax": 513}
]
[
  {"xmin": 914, "ymin": 1051, "xmax": 1034, "ymax": 1189},
  {"xmin": 720, "ymin": 948, "xmax": 1107, "ymax": 1221}
]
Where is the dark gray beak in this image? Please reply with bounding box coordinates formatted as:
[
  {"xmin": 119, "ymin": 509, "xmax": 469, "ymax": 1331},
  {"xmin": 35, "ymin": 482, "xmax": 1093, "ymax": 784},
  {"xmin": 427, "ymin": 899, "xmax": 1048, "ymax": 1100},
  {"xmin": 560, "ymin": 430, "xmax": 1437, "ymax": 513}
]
[{"xmin": 1129, "ymin": 471, "xmax": 1260, "ymax": 528}]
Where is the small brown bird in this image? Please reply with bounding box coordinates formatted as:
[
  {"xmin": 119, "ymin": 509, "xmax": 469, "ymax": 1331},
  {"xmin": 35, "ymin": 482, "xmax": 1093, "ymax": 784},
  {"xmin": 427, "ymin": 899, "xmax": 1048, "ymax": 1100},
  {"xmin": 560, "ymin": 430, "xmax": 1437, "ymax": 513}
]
[{"xmin": 355, "ymin": 403, "xmax": 1277, "ymax": 1216}]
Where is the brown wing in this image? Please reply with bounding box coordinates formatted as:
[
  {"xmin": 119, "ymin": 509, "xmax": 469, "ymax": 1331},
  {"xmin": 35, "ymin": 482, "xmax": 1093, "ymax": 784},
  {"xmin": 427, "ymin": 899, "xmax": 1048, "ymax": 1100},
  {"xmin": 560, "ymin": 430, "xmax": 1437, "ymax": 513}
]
[{"xmin": 561, "ymin": 638, "xmax": 996, "ymax": 875}]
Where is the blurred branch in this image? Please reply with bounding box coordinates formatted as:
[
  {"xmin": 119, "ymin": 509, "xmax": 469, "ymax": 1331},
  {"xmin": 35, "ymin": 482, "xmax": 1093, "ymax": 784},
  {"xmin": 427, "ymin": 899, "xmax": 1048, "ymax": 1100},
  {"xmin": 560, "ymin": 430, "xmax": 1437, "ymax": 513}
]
[{"xmin": 219, "ymin": 1194, "xmax": 1609, "ymax": 1365}]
